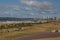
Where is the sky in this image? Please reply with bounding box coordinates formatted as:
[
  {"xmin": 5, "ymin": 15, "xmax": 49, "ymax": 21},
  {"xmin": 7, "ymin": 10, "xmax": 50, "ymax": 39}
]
[{"xmin": 0, "ymin": 0, "xmax": 60, "ymax": 18}]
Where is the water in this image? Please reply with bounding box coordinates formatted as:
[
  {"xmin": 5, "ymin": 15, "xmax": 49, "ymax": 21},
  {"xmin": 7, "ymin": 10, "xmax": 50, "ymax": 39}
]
[{"xmin": 0, "ymin": 20, "xmax": 48, "ymax": 24}]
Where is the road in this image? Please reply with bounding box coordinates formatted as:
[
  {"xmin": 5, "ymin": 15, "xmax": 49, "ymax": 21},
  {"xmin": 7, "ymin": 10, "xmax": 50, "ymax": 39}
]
[{"xmin": 16, "ymin": 32, "xmax": 60, "ymax": 40}]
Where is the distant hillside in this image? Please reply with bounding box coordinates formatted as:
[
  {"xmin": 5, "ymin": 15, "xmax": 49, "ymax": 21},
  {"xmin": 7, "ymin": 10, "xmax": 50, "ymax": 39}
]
[{"xmin": 0, "ymin": 17, "xmax": 37, "ymax": 21}]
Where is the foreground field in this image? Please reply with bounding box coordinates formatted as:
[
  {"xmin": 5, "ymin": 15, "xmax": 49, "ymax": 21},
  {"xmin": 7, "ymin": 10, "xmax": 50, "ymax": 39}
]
[
  {"xmin": 17, "ymin": 32, "xmax": 60, "ymax": 40},
  {"xmin": 0, "ymin": 21, "xmax": 60, "ymax": 40},
  {"xmin": 35, "ymin": 37, "xmax": 60, "ymax": 40}
]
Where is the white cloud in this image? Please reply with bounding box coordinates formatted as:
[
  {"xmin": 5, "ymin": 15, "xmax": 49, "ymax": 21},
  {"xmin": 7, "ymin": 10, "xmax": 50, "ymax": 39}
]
[
  {"xmin": 20, "ymin": 0, "xmax": 41, "ymax": 7},
  {"xmin": 30, "ymin": 13, "xmax": 35, "ymax": 15},
  {"xmin": 0, "ymin": 5, "xmax": 21, "ymax": 11},
  {"xmin": 20, "ymin": 0, "xmax": 54, "ymax": 13},
  {"xmin": 11, "ymin": 6, "xmax": 20, "ymax": 11},
  {"xmin": 20, "ymin": 0, "xmax": 52, "ymax": 7},
  {"xmin": 41, "ymin": 12, "xmax": 46, "ymax": 14},
  {"xmin": 24, "ymin": 7, "xmax": 32, "ymax": 11},
  {"xmin": 0, "ymin": 5, "xmax": 22, "ymax": 17}
]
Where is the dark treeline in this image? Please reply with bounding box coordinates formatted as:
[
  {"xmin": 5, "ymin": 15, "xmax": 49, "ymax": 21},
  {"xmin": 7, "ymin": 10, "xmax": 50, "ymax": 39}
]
[
  {"xmin": 0, "ymin": 23, "xmax": 33, "ymax": 29},
  {"xmin": 0, "ymin": 17, "xmax": 35, "ymax": 21}
]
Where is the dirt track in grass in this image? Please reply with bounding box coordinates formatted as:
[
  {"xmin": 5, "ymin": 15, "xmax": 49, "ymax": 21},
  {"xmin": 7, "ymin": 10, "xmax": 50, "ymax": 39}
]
[{"xmin": 16, "ymin": 32, "xmax": 60, "ymax": 40}]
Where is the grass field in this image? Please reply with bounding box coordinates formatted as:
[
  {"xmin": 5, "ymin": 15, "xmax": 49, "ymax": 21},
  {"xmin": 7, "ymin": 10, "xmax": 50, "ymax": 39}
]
[{"xmin": 0, "ymin": 21, "xmax": 60, "ymax": 40}]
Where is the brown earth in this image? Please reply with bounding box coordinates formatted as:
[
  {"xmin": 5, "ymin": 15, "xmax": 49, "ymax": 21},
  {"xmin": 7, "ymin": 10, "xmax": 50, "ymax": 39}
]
[{"xmin": 16, "ymin": 32, "xmax": 60, "ymax": 40}]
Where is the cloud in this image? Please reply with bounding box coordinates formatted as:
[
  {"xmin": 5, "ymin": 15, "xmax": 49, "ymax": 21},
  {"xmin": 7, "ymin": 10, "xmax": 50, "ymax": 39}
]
[
  {"xmin": 24, "ymin": 7, "xmax": 32, "ymax": 11},
  {"xmin": 20, "ymin": 0, "xmax": 54, "ymax": 13},
  {"xmin": 0, "ymin": 5, "xmax": 21, "ymax": 11},
  {"xmin": 3, "ymin": 12, "xmax": 9, "ymax": 14},
  {"xmin": 0, "ymin": 5, "xmax": 22, "ymax": 17},
  {"xmin": 29, "ymin": 13, "xmax": 35, "ymax": 16},
  {"xmin": 20, "ymin": 0, "xmax": 41, "ymax": 7},
  {"xmin": 20, "ymin": 0, "xmax": 52, "ymax": 7},
  {"xmin": 10, "ymin": 6, "xmax": 20, "ymax": 11},
  {"xmin": 0, "ymin": 5, "xmax": 35, "ymax": 17}
]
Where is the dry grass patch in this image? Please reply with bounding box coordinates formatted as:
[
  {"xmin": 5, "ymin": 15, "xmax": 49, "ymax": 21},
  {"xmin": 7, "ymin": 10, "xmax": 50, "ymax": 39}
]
[{"xmin": 0, "ymin": 22, "xmax": 60, "ymax": 40}]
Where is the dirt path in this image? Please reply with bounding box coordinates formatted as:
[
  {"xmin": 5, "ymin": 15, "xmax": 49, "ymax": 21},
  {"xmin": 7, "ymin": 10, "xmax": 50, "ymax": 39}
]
[{"xmin": 16, "ymin": 32, "xmax": 60, "ymax": 40}]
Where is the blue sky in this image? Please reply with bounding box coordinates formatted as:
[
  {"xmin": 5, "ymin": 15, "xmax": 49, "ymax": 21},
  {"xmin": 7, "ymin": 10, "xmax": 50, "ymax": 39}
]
[{"xmin": 0, "ymin": 0, "xmax": 60, "ymax": 18}]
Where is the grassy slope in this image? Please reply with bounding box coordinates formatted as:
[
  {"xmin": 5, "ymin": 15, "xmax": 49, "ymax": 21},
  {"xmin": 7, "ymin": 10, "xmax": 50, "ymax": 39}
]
[{"xmin": 0, "ymin": 22, "xmax": 60, "ymax": 40}]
